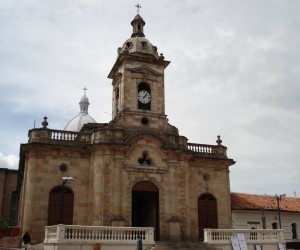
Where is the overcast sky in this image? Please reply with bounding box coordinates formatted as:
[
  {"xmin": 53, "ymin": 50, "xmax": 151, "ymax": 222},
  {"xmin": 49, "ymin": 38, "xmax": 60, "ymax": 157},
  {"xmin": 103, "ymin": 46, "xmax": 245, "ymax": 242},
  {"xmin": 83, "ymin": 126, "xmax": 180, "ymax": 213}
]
[{"xmin": 1, "ymin": 0, "xmax": 299, "ymax": 197}]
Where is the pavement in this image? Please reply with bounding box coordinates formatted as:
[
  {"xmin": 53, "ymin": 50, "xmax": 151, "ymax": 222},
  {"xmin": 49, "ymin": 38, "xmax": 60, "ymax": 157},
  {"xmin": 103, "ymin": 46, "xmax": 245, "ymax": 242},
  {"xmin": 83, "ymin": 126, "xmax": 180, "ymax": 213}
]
[{"xmin": 0, "ymin": 243, "xmax": 44, "ymax": 250}]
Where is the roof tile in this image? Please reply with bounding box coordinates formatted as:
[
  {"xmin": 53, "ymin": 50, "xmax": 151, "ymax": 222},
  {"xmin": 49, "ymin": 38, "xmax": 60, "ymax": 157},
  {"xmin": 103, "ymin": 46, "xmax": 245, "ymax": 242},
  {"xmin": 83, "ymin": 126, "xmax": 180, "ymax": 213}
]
[{"xmin": 231, "ymin": 192, "xmax": 300, "ymax": 212}]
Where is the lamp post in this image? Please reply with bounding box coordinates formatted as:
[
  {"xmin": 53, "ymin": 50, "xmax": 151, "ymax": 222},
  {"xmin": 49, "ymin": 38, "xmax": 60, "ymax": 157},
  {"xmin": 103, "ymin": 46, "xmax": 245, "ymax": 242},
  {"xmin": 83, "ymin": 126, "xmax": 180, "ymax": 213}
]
[
  {"xmin": 60, "ymin": 177, "xmax": 74, "ymax": 224},
  {"xmin": 275, "ymin": 194, "xmax": 286, "ymax": 229}
]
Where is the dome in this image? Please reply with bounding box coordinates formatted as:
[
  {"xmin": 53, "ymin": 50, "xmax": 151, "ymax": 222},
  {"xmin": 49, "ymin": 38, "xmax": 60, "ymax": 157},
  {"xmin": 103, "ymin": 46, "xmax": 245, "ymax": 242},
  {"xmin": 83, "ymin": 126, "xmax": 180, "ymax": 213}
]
[
  {"xmin": 118, "ymin": 14, "xmax": 159, "ymax": 59},
  {"xmin": 64, "ymin": 88, "xmax": 96, "ymax": 132},
  {"xmin": 64, "ymin": 113, "xmax": 96, "ymax": 132},
  {"xmin": 120, "ymin": 36, "xmax": 159, "ymax": 59}
]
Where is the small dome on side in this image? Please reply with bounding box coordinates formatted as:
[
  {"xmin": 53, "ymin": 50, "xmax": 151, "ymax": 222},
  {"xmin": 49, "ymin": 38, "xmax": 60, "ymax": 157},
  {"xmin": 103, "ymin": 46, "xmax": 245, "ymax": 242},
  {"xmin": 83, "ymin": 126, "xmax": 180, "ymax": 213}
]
[{"xmin": 64, "ymin": 87, "xmax": 96, "ymax": 132}]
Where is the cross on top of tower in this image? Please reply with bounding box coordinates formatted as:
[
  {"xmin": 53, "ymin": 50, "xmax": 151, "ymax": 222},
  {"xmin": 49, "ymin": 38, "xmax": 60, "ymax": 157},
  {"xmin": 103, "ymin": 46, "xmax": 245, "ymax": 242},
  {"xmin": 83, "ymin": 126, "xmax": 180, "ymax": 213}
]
[
  {"xmin": 83, "ymin": 86, "xmax": 88, "ymax": 95},
  {"xmin": 135, "ymin": 3, "xmax": 141, "ymax": 14}
]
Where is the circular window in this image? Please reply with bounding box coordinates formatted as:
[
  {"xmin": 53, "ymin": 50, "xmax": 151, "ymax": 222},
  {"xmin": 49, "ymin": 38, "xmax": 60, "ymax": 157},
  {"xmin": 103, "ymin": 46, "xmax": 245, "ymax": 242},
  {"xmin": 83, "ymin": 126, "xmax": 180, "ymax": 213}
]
[
  {"xmin": 59, "ymin": 163, "xmax": 68, "ymax": 172},
  {"xmin": 141, "ymin": 117, "xmax": 149, "ymax": 125},
  {"xmin": 203, "ymin": 173, "xmax": 210, "ymax": 182},
  {"xmin": 126, "ymin": 42, "xmax": 133, "ymax": 49}
]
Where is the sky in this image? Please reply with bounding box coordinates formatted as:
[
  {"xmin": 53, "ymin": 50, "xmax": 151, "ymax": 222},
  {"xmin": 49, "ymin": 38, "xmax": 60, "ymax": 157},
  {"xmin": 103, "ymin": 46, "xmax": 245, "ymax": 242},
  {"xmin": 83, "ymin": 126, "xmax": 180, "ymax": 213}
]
[{"xmin": 1, "ymin": 0, "xmax": 299, "ymax": 198}]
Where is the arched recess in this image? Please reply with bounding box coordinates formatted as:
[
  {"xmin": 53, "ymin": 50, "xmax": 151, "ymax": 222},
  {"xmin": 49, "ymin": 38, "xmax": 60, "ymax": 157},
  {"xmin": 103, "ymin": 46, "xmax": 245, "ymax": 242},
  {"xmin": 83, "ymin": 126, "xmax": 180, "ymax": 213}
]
[
  {"xmin": 132, "ymin": 181, "xmax": 159, "ymax": 240},
  {"xmin": 48, "ymin": 186, "xmax": 74, "ymax": 225},
  {"xmin": 198, "ymin": 193, "xmax": 218, "ymax": 241}
]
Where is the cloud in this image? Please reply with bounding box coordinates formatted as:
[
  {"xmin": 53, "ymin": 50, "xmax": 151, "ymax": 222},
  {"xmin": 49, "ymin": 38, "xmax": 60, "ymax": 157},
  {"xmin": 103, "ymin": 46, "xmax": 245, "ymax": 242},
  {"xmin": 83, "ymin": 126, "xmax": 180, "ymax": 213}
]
[
  {"xmin": 0, "ymin": 153, "xmax": 18, "ymax": 170},
  {"xmin": 0, "ymin": 0, "xmax": 300, "ymax": 197}
]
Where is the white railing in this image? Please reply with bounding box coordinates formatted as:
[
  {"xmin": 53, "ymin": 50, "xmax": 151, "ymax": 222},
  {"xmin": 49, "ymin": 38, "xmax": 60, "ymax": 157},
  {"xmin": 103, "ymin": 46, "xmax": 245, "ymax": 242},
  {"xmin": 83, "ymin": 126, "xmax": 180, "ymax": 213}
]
[
  {"xmin": 51, "ymin": 130, "xmax": 78, "ymax": 141},
  {"xmin": 44, "ymin": 225, "xmax": 155, "ymax": 245},
  {"xmin": 204, "ymin": 229, "xmax": 285, "ymax": 244},
  {"xmin": 187, "ymin": 143, "xmax": 227, "ymax": 157}
]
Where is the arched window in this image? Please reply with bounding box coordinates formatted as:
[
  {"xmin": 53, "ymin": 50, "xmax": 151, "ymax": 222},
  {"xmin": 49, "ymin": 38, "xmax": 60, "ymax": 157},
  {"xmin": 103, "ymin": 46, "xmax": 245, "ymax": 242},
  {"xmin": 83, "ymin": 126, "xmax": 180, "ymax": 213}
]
[
  {"xmin": 48, "ymin": 186, "xmax": 74, "ymax": 225},
  {"xmin": 198, "ymin": 193, "xmax": 218, "ymax": 241},
  {"xmin": 9, "ymin": 191, "xmax": 19, "ymax": 226},
  {"xmin": 272, "ymin": 222, "xmax": 278, "ymax": 229}
]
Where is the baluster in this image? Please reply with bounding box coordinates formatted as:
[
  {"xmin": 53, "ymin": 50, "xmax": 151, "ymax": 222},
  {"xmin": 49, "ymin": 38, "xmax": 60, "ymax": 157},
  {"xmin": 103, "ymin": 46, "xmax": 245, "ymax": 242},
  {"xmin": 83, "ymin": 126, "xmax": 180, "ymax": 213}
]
[
  {"xmin": 100, "ymin": 228, "xmax": 103, "ymax": 240},
  {"xmin": 69, "ymin": 227, "xmax": 73, "ymax": 240},
  {"xmin": 66, "ymin": 227, "xmax": 70, "ymax": 239}
]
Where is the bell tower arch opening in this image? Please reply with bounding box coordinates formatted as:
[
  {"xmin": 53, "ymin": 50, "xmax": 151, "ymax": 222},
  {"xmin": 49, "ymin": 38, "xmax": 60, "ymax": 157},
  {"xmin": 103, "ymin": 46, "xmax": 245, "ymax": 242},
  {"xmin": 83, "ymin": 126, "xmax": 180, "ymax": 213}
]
[{"xmin": 132, "ymin": 181, "xmax": 159, "ymax": 240}]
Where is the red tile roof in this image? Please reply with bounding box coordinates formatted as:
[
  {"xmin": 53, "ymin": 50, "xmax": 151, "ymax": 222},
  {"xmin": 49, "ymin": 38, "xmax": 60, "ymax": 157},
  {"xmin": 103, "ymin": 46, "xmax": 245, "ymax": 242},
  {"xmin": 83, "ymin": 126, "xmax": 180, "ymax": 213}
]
[{"xmin": 231, "ymin": 192, "xmax": 300, "ymax": 213}]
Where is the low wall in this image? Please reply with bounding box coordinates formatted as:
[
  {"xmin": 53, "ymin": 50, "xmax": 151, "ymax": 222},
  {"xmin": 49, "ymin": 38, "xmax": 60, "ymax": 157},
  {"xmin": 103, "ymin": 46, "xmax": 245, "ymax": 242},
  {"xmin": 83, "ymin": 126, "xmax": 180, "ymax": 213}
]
[
  {"xmin": 44, "ymin": 224, "xmax": 155, "ymax": 250},
  {"xmin": 204, "ymin": 229, "xmax": 286, "ymax": 250}
]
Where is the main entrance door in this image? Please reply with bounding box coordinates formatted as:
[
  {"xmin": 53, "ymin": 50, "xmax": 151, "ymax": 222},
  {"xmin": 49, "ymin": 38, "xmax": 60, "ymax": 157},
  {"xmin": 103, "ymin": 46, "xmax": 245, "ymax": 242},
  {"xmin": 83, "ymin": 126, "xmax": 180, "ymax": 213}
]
[
  {"xmin": 132, "ymin": 181, "xmax": 159, "ymax": 240},
  {"xmin": 198, "ymin": 193, "xmax": 218, "ymax": 241}
]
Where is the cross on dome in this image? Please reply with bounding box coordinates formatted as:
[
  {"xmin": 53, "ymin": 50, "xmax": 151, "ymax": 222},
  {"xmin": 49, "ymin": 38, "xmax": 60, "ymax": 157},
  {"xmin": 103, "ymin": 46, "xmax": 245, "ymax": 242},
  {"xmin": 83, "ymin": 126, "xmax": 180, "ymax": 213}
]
[
  {"xmin": 135, "ymin": 3, "xmax": 141, "ymax": 14},
  {"xmin": 83, "ymin": 86, "xmax": 88, "ymax": 96}
]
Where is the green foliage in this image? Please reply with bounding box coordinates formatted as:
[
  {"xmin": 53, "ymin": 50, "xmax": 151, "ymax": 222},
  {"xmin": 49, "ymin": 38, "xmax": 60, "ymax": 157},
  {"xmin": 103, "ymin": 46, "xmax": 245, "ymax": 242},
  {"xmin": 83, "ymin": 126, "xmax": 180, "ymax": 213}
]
[{"xmin": 0, "ymin": 217, "xmax": 11, "ymax": 232}]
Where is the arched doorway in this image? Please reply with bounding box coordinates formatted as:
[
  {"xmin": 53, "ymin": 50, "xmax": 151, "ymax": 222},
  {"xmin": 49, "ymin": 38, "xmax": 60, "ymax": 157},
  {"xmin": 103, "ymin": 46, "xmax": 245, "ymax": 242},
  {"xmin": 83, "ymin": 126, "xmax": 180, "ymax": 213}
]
[
  {"xmin": 132, "ymin": 181, "xmax": 159, "ymax": 240},
  {"xmin": 198, "ymin": 193, "xmax": 218, "ymax": 241},
  {"xmin": 48, "ymin": 186, "xmax": 74, "ymax": 225}
]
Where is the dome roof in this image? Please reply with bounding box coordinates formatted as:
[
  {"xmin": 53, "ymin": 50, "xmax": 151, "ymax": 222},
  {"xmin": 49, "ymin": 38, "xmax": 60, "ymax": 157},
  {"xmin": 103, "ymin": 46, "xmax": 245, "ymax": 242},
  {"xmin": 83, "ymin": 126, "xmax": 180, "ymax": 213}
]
[
  {"xmin": 64, "ymin": 88, "xmax": 96, "ymax": 132},
  {"xmin": 118, "ymin": 14, "xmax": 160, "ymax": 59},
  {"xmin": 64, "ymin": 113, "xmax": 96, "ymax": 132}
]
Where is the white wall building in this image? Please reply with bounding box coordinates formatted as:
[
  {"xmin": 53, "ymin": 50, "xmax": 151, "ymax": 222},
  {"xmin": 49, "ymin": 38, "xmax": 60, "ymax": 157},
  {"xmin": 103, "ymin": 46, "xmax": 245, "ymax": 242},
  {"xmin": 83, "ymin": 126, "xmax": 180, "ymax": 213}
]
[{"xmin": 231, "ymin": 192, "xmax": 300, "ymax": 248}]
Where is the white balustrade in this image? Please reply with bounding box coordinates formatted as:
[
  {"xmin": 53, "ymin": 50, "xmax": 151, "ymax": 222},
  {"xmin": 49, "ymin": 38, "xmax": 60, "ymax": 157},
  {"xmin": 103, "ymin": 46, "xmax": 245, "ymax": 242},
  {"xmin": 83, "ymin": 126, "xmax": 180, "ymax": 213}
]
[
  {"xmin": 51, "ymin": 130, "xmax": 78, "ymax": 141},
  {"xmin": 204, "ymin": 229, "xmax": 285, "ymax": 244},
  {"xmin": 44, "ymin": 225, "xmax": 155, "ymax": 245},
  {"xmin": 187, "ymin": 143, "xmax": 216, "ymax": 154}
]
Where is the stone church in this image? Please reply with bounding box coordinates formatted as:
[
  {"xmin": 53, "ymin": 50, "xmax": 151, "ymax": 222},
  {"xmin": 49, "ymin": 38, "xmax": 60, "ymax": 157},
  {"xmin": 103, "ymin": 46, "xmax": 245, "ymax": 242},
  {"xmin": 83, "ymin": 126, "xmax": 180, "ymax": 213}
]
[{"xmin": 18, "ymin": 14, "xmax": 235, "ymax": 244}]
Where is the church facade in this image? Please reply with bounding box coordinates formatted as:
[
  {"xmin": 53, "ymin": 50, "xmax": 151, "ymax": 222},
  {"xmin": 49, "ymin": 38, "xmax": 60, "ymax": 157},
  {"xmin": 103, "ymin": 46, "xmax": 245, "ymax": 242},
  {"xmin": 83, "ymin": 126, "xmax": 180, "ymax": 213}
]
[{"xmin": 18, "ymin": 14, "xmax": 235, "ymax": 244}]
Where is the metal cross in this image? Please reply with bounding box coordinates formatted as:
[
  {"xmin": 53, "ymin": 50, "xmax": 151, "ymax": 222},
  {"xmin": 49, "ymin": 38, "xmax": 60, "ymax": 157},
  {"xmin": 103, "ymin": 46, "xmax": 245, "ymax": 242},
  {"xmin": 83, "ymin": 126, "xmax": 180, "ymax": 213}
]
[
  {"xmin": 135, "ymin": 4, "xmax": 141, "ymax": 14},
  {"xmin": 83, "ymin": 86, "xmax": 88, "ymax": 95}
]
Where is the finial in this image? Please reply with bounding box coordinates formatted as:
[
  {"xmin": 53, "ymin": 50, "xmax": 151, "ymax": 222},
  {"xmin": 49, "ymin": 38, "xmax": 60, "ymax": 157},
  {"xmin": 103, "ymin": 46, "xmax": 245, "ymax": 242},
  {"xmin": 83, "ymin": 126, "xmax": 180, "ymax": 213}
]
[
  {"xmin": 159, "ymin": 53, "xmax": 165, "ymax": 60},
  {"xmin": 83, "ymin": 86, "xmax": 88, "ymax": 96},
  {"xmin": 135, "ymin": 3, "xmax": 141, "ymax": 14},
  {"xmin": 42, "ymin": 116, "xmax": 48, "ymax": 129},
  {"xmin": 216, "ymin": 135, "xmax": 222, "ymax": 145}
]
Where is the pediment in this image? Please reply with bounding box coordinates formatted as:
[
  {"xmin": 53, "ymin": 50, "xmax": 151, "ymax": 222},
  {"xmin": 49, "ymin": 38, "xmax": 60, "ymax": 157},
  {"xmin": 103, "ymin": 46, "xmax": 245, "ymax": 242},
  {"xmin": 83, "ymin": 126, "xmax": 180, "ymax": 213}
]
[{"xmin": 129, "ymin": 66, "xmax": 161, "ymax": 76}]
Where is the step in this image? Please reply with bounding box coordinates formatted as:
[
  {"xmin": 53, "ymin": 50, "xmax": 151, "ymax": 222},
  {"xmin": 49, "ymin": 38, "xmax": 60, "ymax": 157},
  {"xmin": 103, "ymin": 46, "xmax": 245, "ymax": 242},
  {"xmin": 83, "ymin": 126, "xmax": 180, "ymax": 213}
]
[{"xmin": 153, "ymin": 241, "xmax": 222, "ymax": 250}]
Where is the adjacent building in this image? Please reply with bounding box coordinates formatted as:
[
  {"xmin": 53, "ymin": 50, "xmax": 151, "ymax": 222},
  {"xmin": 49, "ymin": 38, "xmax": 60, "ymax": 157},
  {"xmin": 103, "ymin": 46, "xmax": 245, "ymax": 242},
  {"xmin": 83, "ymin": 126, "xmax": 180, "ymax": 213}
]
[
  {"xmin": 0, "ymin": 168, "xmax": 18, "ymax": 225},
  {"xmin": 231, "ymin": 192, "xmax": 300, "ymax": 247}
]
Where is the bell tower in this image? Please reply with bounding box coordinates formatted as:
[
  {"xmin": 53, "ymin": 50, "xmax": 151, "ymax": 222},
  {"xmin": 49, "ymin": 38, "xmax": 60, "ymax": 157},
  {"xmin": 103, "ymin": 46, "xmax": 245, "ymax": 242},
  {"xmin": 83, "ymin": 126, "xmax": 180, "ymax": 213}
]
[{"xmin": 108, "ymin": 14, "xmax": 171, "ymax": 132}]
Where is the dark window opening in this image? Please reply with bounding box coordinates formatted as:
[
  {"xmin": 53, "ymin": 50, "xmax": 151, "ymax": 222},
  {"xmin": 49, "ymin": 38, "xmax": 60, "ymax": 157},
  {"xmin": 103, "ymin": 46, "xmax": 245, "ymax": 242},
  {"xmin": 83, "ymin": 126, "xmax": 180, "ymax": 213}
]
[
  {"xmin": 138, "ymin": 151, "xmax": 152, "ymax": 166},
  {"xmin": 292, "ymin": 223, "xmax": 297, "ymax": 239}
]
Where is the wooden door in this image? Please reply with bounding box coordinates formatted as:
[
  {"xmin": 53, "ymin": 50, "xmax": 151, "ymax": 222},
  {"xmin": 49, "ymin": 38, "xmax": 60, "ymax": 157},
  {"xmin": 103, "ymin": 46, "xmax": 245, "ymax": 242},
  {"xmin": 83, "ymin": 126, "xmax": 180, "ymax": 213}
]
[
  {"xmin": 198, "ymin": 193, "xmax": 218, "ymax": 241},
  {"xmin": 48, "ymin": 186, "xmax": 74, "ymax": 225}
]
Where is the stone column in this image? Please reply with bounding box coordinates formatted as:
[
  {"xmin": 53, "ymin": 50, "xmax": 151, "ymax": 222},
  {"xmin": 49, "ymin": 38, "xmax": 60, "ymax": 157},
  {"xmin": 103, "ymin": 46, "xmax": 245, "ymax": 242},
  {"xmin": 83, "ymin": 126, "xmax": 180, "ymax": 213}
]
[
  {"xmin": 91, "ymin": 157, "xmax": 102, "ymax": 225},
  {"xmin": 111, "ymin": 160, "xmax": 125, "ymax": 226},
  {"xmin": 167, "ymin": 163, "xmax": 182, "ymax": 240}
]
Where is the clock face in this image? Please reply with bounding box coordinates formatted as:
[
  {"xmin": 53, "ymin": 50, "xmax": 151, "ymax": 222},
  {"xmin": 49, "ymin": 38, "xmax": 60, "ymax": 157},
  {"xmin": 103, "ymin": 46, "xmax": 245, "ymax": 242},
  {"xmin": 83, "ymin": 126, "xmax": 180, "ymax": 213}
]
[{"xmin": 138, "ymin": 90, "xmax": 151, "ymax": 104}]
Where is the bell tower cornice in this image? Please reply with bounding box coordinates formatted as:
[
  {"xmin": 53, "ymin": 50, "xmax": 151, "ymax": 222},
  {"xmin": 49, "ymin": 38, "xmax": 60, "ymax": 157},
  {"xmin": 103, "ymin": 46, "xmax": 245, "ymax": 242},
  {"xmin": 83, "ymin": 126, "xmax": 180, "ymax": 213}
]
[{"xmin": 108, "ymin": 53, "xmax": 170, "ymax": 80}]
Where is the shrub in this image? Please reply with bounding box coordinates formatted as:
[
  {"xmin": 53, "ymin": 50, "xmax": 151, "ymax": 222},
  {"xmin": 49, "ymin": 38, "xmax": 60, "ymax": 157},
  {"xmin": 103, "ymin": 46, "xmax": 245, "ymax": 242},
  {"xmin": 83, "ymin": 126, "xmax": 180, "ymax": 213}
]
[{"xmin": 0, "ymin": 218, "xmax": 11, "ymax": 232}]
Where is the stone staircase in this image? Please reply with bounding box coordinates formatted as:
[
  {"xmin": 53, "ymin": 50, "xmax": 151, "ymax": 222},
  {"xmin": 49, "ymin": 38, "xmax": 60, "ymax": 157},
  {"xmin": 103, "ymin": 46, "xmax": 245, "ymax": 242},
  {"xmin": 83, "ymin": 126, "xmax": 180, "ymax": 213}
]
[{"xmin": 153, "ymin": 241, "xmax": 221, "ymax": 250}]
